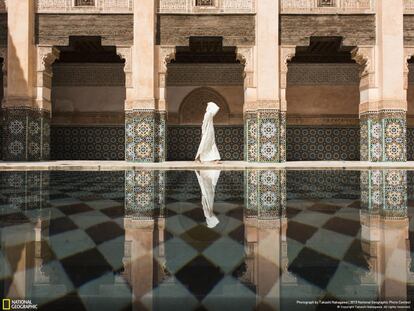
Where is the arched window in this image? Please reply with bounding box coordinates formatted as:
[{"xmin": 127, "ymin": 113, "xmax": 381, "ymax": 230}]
[{"xmin": 179, "ymin": 87, "xmax": 230, "ymax": 125}]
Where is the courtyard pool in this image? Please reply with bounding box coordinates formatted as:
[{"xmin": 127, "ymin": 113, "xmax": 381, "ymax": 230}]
[{"xmin": 0, "ymin": 170, "xmax": 412, "ymax": 310}]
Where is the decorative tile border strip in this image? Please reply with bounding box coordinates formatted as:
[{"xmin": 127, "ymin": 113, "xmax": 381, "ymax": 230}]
[{"xmin": 2, "ymin": 107, "xmax": 50, "ymax": 161}]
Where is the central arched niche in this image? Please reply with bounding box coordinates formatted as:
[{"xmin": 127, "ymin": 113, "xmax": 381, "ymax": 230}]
[
  {"xmin": 179, "ymin": 87, "xmax": 230, "ymax": 125},
  {"xmin": 166, "ymin": 36, "xmax": 245, "ymax": 161}
]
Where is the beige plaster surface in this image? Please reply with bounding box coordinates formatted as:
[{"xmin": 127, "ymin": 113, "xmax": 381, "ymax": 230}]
[
  {"xmin": 1, "ymin": 161, "xmax": 414, "ymax": 171},
  {"xmin": 286, "ymin": 85, "xmax": 359, "ymax": 115},
  {"xmin": 52, "ymin": 86, "xmax": 125, "ymax": 112}
]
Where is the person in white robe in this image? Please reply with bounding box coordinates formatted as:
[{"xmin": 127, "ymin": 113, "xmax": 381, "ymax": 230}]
[
  {"xmin": 195, "ymin": 170, "xmax": 221, "ymax": 228},
  {"xmin": 195, "ymin": 102, "xmax": 221, "ymax": 163}
]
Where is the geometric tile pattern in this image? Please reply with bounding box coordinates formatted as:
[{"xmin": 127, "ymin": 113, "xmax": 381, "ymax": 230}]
[
  {"xmin": 245, "ymin": 110, "xmax": 286, "ymax": 163},
  {"xmin": 50, "ymin": 126, "xmax": 125, "ymax": 160},
  {"xmin": 125, "ymin": 170, "xmax": 165, "ymax": 219},
  {"xmin": 1, "ymin": 107, "xmax": 50, "ymax": 161},
  {"xmin": 287, "ymin": 127, "xmax": 360, "ymax": 161},
  {"xmin": 360, "ymin": 110, "xmax": 406, "ymax": 162},
  {"xmin": 167, "ymin": 126, "xmax": 244, "ymax": 161},
  {"xmin": 125, "ymin": 109, "xmax": 165, "ymax": 162},
  {"xmin": 0, "ymin": 169, "xmax": 413, "ymax": 310},
  {"xmin": 244, "ymin": 170, "xmax": 286, "ymax": 218},
  {"xmin": 360, "ymin": 170, "xmax": 407, "ymax": 218},
  {"xmin": 287, "ymin": 170, "xmax": 360, "ymax": 200}
]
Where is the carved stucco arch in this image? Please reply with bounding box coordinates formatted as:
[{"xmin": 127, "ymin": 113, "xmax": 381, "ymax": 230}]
[
  {"xmin": 404, "ymin": 47, "xmax": 414, "ymax": 91},
  {"xmin": 351, "ymin": 46, "xmax": 375, "ymax": 91},
  {"xmin": 178, "ymin": 87, "xmax": 230, "ymax": 125}
]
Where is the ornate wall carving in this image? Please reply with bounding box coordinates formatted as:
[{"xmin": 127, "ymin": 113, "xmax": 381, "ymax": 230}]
[
  {"xmin": 157, "ymin": 15, "xmax": 255, "ymax": 46},
  {"xmin": 280, "ymin": 15, "xmax": 376, "ymax": 46},
  {"xmin": 281, "ymin": 0, "xmax": 374, "ymax": 14},
  {"xmin": 36, "ymin": 0, "xmax": 133, "ymax": 14},
  {"xmin": 351, "ymin": 46, "xmax": 376, "ymax": 90},
  {"xmin": 158, "ymin": 0, "xmax": 255, "ymax": 14},
  {"xmin": 52, "ymin": 63, "xmax": 125, "ymax": 86},
  {"xmin": 35, "ymin": 14, "xmax": 133, "ymax": 46},
  {"xmin": 287, "ymin": 63, "xmax": 360, "ymax": 85},
  {"xmin": 405, "ymin": 0, "xmax": 414, "ymax": 14},
  {"xmin": 166, "ymin": 63, "xmax": 244, "ymax": 86}
]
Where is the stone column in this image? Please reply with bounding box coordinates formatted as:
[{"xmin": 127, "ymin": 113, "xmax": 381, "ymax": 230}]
[
  {"xmin": 244, "ymin": 169, "xmax": 286, "ymax": 307},
  {"xmin": 360, "ymin": 169, "xmax": 409, "ymax": 300},
  {"xmin": 125, "ymin": 0, "xmax": 165, "ymax": 162},
  {"xmin": 356, "ymin": 1, "xmax": 406, "ymax": 162},
  {"xmin": 245, "ymin": 0, "xmax": 284, "ymax": 162},
  {"xmin": 124, "ymin": 169, "xmax": 165, "ymax": 308},
  {"xmin": 2, "ymin": 0, "xmax": 51, "ymax": 161}
]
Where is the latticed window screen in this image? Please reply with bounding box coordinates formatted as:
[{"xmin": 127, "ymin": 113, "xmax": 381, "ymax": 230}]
[
  {"xmin": 75, "ymin": 0, "xmax": 95, "ymax": 6},
  {"xmin": 196, "ymin": 0, "xmax": 214, "ymax": 6},
  {"xmin": 318, "ymin": 0, "xmax": 335, "ymax": 6}
]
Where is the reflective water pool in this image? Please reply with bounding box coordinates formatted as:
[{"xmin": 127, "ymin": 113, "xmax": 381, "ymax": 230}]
[{"xmin": 0, "ymin": 170, "xmax": 413, "ymax": 310}]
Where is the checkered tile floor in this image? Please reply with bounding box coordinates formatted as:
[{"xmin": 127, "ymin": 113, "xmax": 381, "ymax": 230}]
[{"xmin": 0, "ymin": 171, "xmax": 413, "ymax": 311}]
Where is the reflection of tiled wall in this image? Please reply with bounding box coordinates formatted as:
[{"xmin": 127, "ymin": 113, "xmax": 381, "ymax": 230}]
[
  {"xmin": 406, "ymin": 128, "xmax": 414, "ymax": 161},
  {"xmin": 51, "ymin": 126, "xmax": 125, "ymax": 160},
  {"xmin": 361, "ymin": 170, "xmax": 407, "ymax": 217},
  {"xmin": 166, "ymin": 171, "xmax": 244, "ymax": 202},
  {"xmin": 167, "ymin": 126, "xmax": 244, "ymax": 161},
  {"xmin": 244, "ymin": 170, "xmax": 286, "ymax": 218},
  {"xmin": 287, "ymin": 170, "xmax": 360, "ymax": 200},
  {"xmin": 287, "ymin": 127, "xmax": 360, "ymax": 161}
]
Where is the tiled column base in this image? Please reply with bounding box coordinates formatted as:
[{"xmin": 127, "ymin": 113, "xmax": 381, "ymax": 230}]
[
  {"xmin": 360, "ymin": 170, "xmax": 407, "ymax": 218},
  {"xmin": 2, "ymin": 108, "xmax": 50, "ymax": 161},
  {"xmin": 244, "ymin": 169, "xmax": 286, "ymax": 218},
  {"xmin": 245, "ymin": 110, "xmax": 286, "ymax": 163},
  {"xmin": 360, "ymin": 111, "xmax": 406, "ymax": 162},
  {"xmin": 125, "ymin": 170, "xmax": 165, "ymax": 219},
  {"xmin": 125, "ymin": 110, "xmax": 166, "ymax": 162}
]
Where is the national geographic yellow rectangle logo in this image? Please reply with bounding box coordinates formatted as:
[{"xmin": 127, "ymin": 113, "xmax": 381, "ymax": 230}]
[{"xmin": 2, "ymin": 299, "xmax": 10, "ymax": 310}]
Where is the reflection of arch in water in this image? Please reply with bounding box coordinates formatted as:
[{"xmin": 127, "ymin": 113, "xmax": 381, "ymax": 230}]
[{"xmin": 178, "ymin": 87, "xmax": 230, "ymax": 125}]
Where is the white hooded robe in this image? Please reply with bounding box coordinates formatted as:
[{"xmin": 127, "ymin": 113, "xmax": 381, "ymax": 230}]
[
  {"xmin": 195, "ymin": 102, "xmax": 221, "ymax": 162},
  {"xmin": 195, "ymin": 170, "xmax": 221, "ymax": 228}
]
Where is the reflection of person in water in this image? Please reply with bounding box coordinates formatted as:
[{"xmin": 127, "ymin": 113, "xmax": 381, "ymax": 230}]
[
  {"xmin": 195, "ymin": 102, "xmax": 221, "ymax": 163},
  {"xmin": 195, "ymin": 170, "xmax": 221, "ymax": 228}
]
